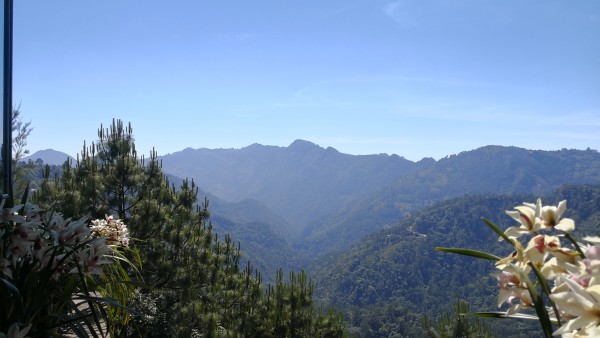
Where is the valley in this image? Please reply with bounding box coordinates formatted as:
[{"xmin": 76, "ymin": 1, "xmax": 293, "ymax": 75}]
[{"xmin": 25, "ymin": 142, "xmax": 600, "ymax": 337}]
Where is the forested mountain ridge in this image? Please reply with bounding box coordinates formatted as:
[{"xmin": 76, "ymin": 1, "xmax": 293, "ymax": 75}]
[
  {"xmin": 28, "ymin": 145, "xmax": 600, "ymax": 280},
  {"xmin": 20, "ymin": 141, "xmax": 600, "ymax": 336},
  {"xmin": 159, "ymin": 140, "xmax": 422, "ymax": 238},
  {"xmin": 22, "ymin": 149, "xmax": 75, "ymax": 166},
  {"xmin": 23, "ymin": 162, "xmax": 300, "ymax": 285},
  {"xmin": 159, "ymin": 142, "xmax": 600, "ymax": 258},
  {"xmin": 209, "ymin": 215, "xmax": 304, "ymax": 282},
  {"xmin": 311, "ymin": 184, "xmax": 600, "ymax": 337},
  {"xmin": 298, "ymin": 146, "xmax": 600, "ymax": 254}
]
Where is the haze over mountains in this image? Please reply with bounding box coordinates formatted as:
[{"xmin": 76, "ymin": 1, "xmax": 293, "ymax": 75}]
[
  {"xmin": 25, "ymin": 141, "xmax": 600, "ymax": 336},
  {"xmin": 158, "ymin": 141, "xmax": 600, "ymax": 250},
  {"xmin": 159, "ymin": 140, "xmax": 420, "ymax": 237},
  {"xmin": 312, "ymin": 184, "xmax": 600, "ymax": 336},
  {"xmin": 27, "ymin": 141, "xmax": 600, "ymax": 258},
  {"xmin": 22, "ymin": 148, "xmax": 75, "ymax": 166}
]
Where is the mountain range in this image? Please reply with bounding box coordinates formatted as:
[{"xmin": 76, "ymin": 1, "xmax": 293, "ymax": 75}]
[
  {"xmin": 157, "ymin": 142, "xmax": 600, "ymax": 255},
  {"xmin": 28, "ymin": 142, "xmax": 600, "ymax": 275},
  {"xmin": 24, "ymin": 141, "xmax": 600, "ymax": 335},
  {"xmin": 158, "ymin": 140, "xmax": 420, "ymax": 240},
  {"xmin": 311, "ymin": 184, "xmax": 600, "ymax": 337},
  {"xmin": 23, "ymin": 149, "xmax": 75, "ymax": 166}
]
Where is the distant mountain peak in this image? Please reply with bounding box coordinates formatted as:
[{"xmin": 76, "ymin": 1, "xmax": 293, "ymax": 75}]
[
  {"xmin": 22, "ymin": 149, "xmax": 75, "ymax": 166},
  {"xmin": 243, "ymin": 143, "xmax": 268, "ymax": 150},
  {"xmin": 288, "ymin": 139, "xmax": 321, "ymax": 150}
]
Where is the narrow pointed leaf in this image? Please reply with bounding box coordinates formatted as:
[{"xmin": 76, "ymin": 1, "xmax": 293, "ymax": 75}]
[
  {"xmin": 522, "ymin": 270, "xmax": 554, "ymax": 338},
  {"xmin": 482, "ymin": 217, "xmax": 513, "ymax": 244},
  {"xmin": 82, "ymin": 296, "xmax": 143, "ymax": 317},
  {"xmin": 529, "ymin": 262, "xmax": 561, "ymax": 326},
  {"xmin": 563, "ymin": 231, "xmax": 586, "ymax": 258},
  {"xmin": 20, "ymin": 182, "xmax": 30, "ymax": 209},
  {"xmin": 1, "ymin": 278, "xmax": 20, "ymax": 297},
  {"xmin": 464, "ymin": 312, "xmax": 542, "ymax": 321},
  {"xmin": 434, "ymin": 247, "xmax": 501, "ymax": 261}
]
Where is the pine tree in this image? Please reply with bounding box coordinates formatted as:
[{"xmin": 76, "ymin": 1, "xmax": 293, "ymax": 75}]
[
  {"xmin": 33, "ymin": 119, "xmax": 347, "ymax": 337},
  {"xmin": 423, "ymin": 300, "xmax": 492, "ymax": 338},
  {"xmin": 0, "ymin": 106, "xmax": 36, "ymax": 204}
]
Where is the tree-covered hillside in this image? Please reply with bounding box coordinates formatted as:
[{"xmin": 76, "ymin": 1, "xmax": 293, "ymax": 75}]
[
  {"xmin": 299, "ymin": 147, "xmax": 600, "ymax": 255},
  {"xmin": 23, "ymin": 142, "xmax": 600, "ymax": 311},
  {"xmin": 23, "ymin": 120, "xmax": 347, "ymax": 337},
  {"xmin": 22, "ymin": 149, "xmax": 75, "ymax": 166},
  {"xmin": 210, "ymin": 215, "xmax": 305, "ymax": 283},
  {"xmin": 310, "ymin": 184, "xmax": 600, "ymax": 337},
  {"xmin": 159, "ymin": 139, "xmax": 422, "ymax": 238}
]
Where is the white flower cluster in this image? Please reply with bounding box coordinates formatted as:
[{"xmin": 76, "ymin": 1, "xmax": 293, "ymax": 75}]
[
  {"xmin": 0, "ymin": 203, "xmax": 133, "ymax": 338},
  {"xmin": 0, "ymin": 205, "xmax": 129, "ymax": 281},
  {"xmin": 496, "ymin": 199, "xmax": 600, "ymax": 337},
  {"xmin": 90, "ymin": 215, "xmax": 130, "ymax": 247}
]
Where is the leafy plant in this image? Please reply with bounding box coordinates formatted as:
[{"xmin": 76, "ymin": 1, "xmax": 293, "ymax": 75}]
[
  {"xmin": 436, "ymin": 199, "xmax": 600, "ymax": 337},
  {"xmin": 32, "ymin": 119, "xmax": 347, "ymax": 337},
  {"xmin": 422, "ymin": 300, "xmax": 492, "ymax": 338},
  {"xmin": 0, "ymin": 201, "xmax": 138, "ymax": 337}
]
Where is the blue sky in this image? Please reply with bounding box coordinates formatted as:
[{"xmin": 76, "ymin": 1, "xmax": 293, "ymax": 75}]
[{"xmin": 13, "ymin": 1, "xmax": 600, "ymax": 161}]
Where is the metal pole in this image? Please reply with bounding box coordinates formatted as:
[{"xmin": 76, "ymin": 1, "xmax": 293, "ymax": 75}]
[{"xmin": 3, "ymin": 0, "xmax": 12, "ymax": 199}]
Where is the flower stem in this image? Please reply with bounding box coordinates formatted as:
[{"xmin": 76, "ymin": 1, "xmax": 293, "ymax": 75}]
[
  {"xmin": 563, "ymin": 231, "xmax": 586, "ymax": 259},
  {"xmin": 528, "ymin": 262, "xmax": 561, "ymax": 327}
]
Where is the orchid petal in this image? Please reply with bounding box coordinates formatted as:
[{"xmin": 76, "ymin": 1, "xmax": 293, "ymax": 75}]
[{"xmin": 556, "ymin": 218, "xmax": 575, "ymax": 232}]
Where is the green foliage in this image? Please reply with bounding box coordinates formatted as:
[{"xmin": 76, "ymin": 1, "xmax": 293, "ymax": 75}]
[
  {"xmin": 312, "ymin": 185, "xmax": 600, "ymax": 337},
  {"xmin": 11, "ymin": 106, "xmax": 35, "ymax": 201},
  {"xmin": 422, "ymin": 300, "xmax": 493, "ymax": 338},
  {"xmin": 300, "ymin": 147, "xmax": 600, "ymax": 255},
  {"xmin": 0, "ymin": 205, "xmax": 138, "ymax": 337},
  {"xmin": 210, "ymin": 215, "xmax": 305, "ymax": 283},
  {"xmin": 0, "ymin": 106, "xmax": 37, "ymax": 205},
  {"xmin": 32, "ymin": 119, "xmax": 346, "ymax": 337}
]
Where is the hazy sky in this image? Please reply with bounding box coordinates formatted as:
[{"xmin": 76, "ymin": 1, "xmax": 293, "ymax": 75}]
[{"xmin": 13, "ymin": 1, "xmax": 600, "ymax": 161}]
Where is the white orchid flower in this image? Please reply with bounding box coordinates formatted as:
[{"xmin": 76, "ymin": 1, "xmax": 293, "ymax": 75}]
[
  {"xmin": 550, "ymin": 276, "xmax": 600, "ymax": 336},
  {"xmin": 541, "ymin": 200, "xmax": 575, "ymax": 232},
  {"xmin": 504, "ymin": 199, "xmax": 543, "ymax": 239}
]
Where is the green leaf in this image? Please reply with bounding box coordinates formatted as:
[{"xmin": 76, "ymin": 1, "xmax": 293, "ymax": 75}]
[
  {"xmin": 1, "ymin": 278, "xmax": 21, "ymax": 297},
  {"xmin": 465, "ymin": 312, "xmax": 543, "ymax": 321},
  {"xmin": 1, "ymin": 278, "xmax": 20, "ymax": 318},
  {"xmin": 434, "ymin": 247, "xmax": 501, "ymax": 261},
  {"xmin": 563, "ymin": 231, "xmax": 586, "ymax": 259},
  {"xmin": 482, "ymin": 217, "xmax": 513, "ymax": 244},
  {"xmin": 79, "ymin": 295, "xmax": 143, "ymax": 317},
  {"xmin": 529, "ymin": 262, "xmax": 561, "ymax": 327},
  {"xmin": 19, "ymin": 182, "xmax": 30, "ymax": 210},
  {"xmin": 522, "ymin": 270, "xmax": 554, "ymax": 338}
]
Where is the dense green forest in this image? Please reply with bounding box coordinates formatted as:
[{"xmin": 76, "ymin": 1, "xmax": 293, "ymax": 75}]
[
  {"xmin": 298, "ymin": 146, "xmax": 600, "ymax": 255},
  {"xmin": 132, "ymin": 141, "xmax": 600, "ymax": 263},
  {"xmin": 310, "ymin": 184, "xmax": 600, "ymax": 337},
  {"xmin": 26, "ymin": 139, "xmax": 600, "ymax": 283},
  {"xmin": 7, "ymin": 119, "xmax": 346, "ymax": 337},
  {"xmin": 18, "ymin": 117, "xmax": 600, "ymax": 337}
]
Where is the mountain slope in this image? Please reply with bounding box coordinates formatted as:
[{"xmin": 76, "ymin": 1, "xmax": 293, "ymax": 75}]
[
  {"xmin": 164, "ymin": 173, "xmax": 299, "ymax": 281},
  {"xmin": 22, "ymin": 149, "xmax": 75, "ymax": 166},
  {"xmin": 160, "ymin": 144, "xmax": 600, "ymax": 275},
  {"xmin": 300, "ymin": 146, "xmax": 600, "ymax": 254},
  {"xmin": 159, "ymin": 140, "xmax": 420, "ymax": 237},
  {"xmin": 209, "ymin": 215, "xmax": 303, "ymax": 283},
  {"xmin": 311, "ymin": 184, "xmax": 600, "ymax": 337}
]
